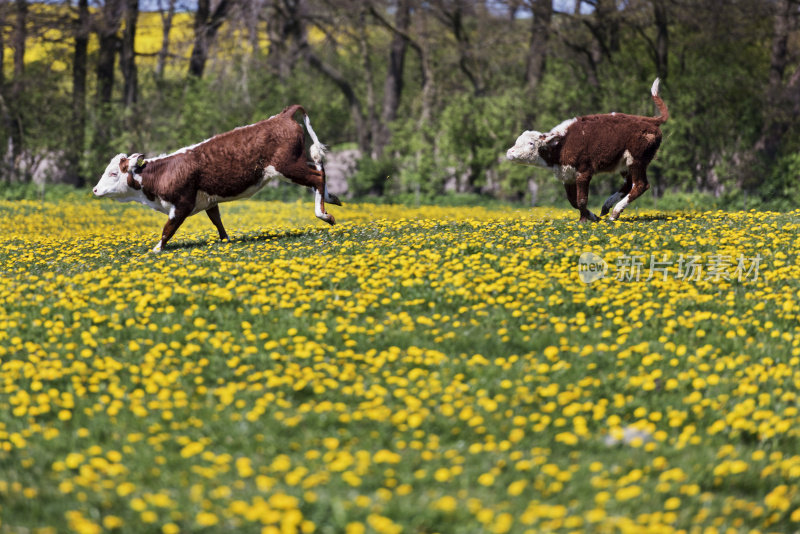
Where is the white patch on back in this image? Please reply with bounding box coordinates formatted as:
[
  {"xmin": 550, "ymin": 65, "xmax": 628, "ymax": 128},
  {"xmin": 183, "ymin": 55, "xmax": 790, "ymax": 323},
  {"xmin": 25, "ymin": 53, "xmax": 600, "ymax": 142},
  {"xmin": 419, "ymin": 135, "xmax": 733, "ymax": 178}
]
[
  {"xmin": 147, "ymin": 121, "xmax": 263, "ymax": 162},
  {"xmin": 548, "ymin": 117, "xmax": 576, "ymax": 138}
]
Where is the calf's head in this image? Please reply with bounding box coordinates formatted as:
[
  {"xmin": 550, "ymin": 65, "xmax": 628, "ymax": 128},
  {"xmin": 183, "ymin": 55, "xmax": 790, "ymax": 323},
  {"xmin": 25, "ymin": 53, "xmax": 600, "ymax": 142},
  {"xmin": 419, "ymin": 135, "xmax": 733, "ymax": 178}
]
[
  {"xmin": 506, "ymin": 131, "xmax": 562, "ymax": 167},
  {"xmin": 93, "ymin": 153, "xmax": 147, "ymax": 198}
]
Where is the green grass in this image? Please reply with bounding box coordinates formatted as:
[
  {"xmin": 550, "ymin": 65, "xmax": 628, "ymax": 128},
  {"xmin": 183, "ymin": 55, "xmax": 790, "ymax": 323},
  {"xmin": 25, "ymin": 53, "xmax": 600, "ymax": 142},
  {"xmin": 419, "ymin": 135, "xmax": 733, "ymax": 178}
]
[{"xmin": 0, "ymin": 199, "xmax": 799, "ymax": 533}]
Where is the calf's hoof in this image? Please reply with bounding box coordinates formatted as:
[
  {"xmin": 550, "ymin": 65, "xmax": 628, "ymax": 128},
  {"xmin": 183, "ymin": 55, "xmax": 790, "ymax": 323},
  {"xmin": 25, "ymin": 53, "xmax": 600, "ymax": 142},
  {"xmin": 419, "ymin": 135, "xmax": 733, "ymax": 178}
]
[{"xmin": 601, "ymin": 192, "xmax": 625, "ymax": 216}]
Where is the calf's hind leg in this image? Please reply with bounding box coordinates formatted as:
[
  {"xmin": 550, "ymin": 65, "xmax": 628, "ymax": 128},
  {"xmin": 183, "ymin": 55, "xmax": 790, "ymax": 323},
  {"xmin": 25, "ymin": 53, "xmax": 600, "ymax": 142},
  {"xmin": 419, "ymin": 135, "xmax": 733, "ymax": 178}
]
[
  {"xmin": 205, "ymin": 205, "xmax": 229, "ymax": 241},
  {"xmin": 281, "ymin": 162, "xmax": 337, "ymax": 225},
  {"xmin": 602, "ymin": 171, "xmax": 632, "ymax": 217},
  {"xmin": 609, "ymin": 163, "xmax": 650, "ymax": 221}
]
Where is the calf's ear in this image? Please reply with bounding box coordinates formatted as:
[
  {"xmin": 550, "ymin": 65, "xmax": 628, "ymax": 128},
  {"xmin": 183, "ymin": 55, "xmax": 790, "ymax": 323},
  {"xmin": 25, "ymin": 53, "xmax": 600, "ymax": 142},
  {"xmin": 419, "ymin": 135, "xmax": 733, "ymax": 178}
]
[
  {"xmin": 538, "ymin": 135, "xmax": 562, "ymax": 160},
  {"xmin": 119, "ymin": 156, "xmax": 130, "ymax": 174},
  {"xmin": 130, "ymin": 153, "xmax": 147, "ymax": 172}
]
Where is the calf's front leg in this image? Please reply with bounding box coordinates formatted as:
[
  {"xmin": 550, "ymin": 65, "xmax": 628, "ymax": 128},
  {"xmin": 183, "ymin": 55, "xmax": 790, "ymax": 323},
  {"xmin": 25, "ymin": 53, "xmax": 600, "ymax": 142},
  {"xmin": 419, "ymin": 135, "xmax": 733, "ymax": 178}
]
[
  {"xmin": 564, "ymin": 183, "xmax": 578, "ymax": 209},
  {"xmin": 575, "ymin": 172, "xmax": 599, "ymax": 223},
  {"xmin": 152, "ymin": 204, "xmax": 192, "ymax": 253}
]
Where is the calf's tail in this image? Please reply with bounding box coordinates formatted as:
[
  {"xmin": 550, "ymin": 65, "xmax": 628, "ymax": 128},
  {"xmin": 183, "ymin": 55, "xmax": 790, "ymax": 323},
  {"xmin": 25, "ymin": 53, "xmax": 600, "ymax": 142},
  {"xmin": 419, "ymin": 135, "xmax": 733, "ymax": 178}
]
[
  {"xmin": 651, "ymin": 78, "xmax": 669, "ymax": 124},
  {"xmin": 304, "ymin": 113, "xmax": 326, "ymax": 167},
  {"xmin": 282, "ymin": 104, "xmax": 327, "ymax": 166}
]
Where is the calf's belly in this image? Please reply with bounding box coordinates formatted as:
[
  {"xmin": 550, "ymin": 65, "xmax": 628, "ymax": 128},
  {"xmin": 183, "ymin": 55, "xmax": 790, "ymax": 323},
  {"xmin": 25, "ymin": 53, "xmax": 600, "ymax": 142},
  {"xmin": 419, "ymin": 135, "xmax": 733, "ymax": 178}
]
[{"xmin": 191, "ymin": 165, "xmax": 287, "ymax": 215}]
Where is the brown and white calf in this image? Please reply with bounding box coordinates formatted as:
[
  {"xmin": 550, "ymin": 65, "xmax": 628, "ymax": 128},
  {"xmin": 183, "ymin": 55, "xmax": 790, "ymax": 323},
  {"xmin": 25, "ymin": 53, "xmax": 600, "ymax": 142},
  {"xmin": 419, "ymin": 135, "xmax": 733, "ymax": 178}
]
[
  {"xmin": 93, "ymin": 105, "xmax": 341, "ymax": 252},
  {"xmin": 506, "ymin": 79, "xmax": 669, "ymax": 222}
]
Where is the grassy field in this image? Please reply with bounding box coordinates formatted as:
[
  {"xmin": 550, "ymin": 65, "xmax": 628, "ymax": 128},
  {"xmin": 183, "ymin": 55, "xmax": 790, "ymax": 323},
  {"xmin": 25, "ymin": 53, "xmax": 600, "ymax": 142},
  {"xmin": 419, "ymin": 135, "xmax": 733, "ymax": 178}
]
[{"xmin": 1, "ymin": 195, "xmax": 799, "ymax": 533}]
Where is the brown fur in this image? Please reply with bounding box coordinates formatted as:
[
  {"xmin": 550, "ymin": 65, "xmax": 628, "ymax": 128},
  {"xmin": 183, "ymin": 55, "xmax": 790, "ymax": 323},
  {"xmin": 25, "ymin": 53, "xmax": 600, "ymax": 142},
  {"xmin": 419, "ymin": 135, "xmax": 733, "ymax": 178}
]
[
  {"xmin": 540, "ymin": 114, "xmax": 663, "ymax": 173},
  {"xmin": 128, "ymin": 105, "xmax": 337, "ymax": 250},
  {"xmin": 517, "ymin": 82, "xmax": 668, "ymax": 222}
]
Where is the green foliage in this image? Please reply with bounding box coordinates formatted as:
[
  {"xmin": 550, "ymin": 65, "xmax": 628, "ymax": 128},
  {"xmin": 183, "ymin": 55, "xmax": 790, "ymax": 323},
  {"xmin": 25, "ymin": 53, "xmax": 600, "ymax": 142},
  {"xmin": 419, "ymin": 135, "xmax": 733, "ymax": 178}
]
[
  {"xmin": 756, "ymin": 152, "xmax": 800, "ymax": 211},
  {"xmin": 4, "ymin": 1, "xmax": 800, "ymax": 211},
  {"xmin": 383, "ymin": 117, "xmax": 443, "ymax": 200},
  {"xmin": 0, "ymin": 183, "xmax": 88, "ymax": 201},
  {"xmin": 350, "ymin": 156, "xmax": 397, "ymax": 197}
]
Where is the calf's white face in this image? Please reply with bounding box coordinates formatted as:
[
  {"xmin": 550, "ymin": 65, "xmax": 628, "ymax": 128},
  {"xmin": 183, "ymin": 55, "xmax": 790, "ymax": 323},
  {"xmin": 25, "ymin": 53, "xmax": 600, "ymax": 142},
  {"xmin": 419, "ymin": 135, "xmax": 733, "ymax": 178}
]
[
  {"xmin": 93, "ymin": 153, "xmax": 134, "ymax": 198},
  {"xmin": 506, "ymin": 130, "xmax": 547, "ymax": 165}
]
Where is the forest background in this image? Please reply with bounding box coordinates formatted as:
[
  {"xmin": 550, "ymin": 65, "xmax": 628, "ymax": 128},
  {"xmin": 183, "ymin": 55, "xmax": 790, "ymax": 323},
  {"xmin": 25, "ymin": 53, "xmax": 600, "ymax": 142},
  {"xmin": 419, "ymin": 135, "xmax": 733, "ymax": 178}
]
[{"xmin": 1, "ymin": 0, "xmax": 799, "ymax": 209}]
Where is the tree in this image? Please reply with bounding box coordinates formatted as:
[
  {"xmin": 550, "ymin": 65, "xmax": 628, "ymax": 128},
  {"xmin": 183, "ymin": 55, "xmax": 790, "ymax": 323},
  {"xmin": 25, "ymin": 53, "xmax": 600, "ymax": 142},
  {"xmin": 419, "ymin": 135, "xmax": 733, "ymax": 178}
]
[
  {"xmin": 188, "ymin": 0, "xmax": 233, "ymax": 78},
  {"xmin": 431, "ymin": 0, "xmax": 486, "ymax": 95},
  {"xmin": 369, "ymin": 0, "xmax": 435, "ymax": 123},
  {"xmin": 67, "ymin": 0, "xmax": 90, "ymax": 186},
  {"xmin": 757, "ymin": 0, "xmax": 800, "ymax": 163},
  {"xmin": 121, "ymin": 0, "xmax": 139, "ymax": 106},
  {"xmin": 4, "ymin": 0, "xmax": 28, "ymax": 181},
  {"xmin": 525, "ymin": 0, "xmax": 553, "ymax": 90},
  {"xmin": 93, "ymin": 0, "xmax": 123, "ymax": 164},
  {"xmin": 376, "ymin": 0, "xmax": 411, "ymax": 155}
]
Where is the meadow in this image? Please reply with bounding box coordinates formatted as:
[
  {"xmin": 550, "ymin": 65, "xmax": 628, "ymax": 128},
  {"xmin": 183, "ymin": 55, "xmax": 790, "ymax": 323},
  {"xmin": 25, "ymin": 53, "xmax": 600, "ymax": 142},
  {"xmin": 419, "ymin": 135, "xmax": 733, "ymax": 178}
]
[{"xmin": 0, "ymin": 195, "xmax": 799, "ymax": 533}]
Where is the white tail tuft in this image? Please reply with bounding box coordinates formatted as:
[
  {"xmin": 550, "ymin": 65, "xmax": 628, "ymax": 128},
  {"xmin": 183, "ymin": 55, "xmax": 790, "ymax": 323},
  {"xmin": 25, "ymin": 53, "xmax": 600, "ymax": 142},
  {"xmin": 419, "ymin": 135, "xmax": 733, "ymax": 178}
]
[
  {"xmin": 304, "ymin": 113, "xmax": 327, "ymax": 165},
  {"xmin": 651, "ymin": 78, "xmax": 661, "ymax": 97}
]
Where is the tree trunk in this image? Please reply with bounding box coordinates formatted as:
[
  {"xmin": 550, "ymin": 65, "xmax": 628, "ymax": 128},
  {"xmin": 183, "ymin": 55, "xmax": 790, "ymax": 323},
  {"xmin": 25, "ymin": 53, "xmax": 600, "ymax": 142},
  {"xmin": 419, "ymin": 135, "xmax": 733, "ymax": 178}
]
[
  {"xmin": 96, "ymin": 0, "xmax": 123, "ymax": 106},
  {"xmin": 156, "ymin": 0, "xmax": 177, "ymax": 79},
  {"xmin": 437, "ymin": 1, "xmax": 484, "ymax": 95},
  {"xmin": 188, "ymin": 0, "xmax": 232, "ymax": 78},
  {"xmin": 291, "ymin": 0, "xmax": 369, "ymax": 154},
  {"xmin": 653, "ymin": 1, "xmax": 669, "ymax": 81},
  {"xmin": 12, "ymin": 0, "xmax": 25, "ymax": 85},
  {"xmin": 756, "ymin": 0, "xmax": 798, "ymax": 162},
  {"xmin": 7, "ymin": 0, "xmax": 28, "ymax": 181},
  {"xmin": 121, "ymin": 0, "xmax": 139, "ymax": 106},
  {"xmin": 375, "ymin": 0, "xmax": 410, "ymax": 155},
  {"xmin": 94, "ymin": 0, "xmax": 123, "ymax": 163},
  {"xmin": 0, "ymin": 4, "xmax": 4, "ymax": 91},
  {"xmin": 303, "ymin": 47, "xmax": 370, "ymax": 153},
  {"xmin": 357, "ymin": 10, "xmax": 379, "ymax": 159},
  {"xmin": 0, "ymin": 4, "xmax": 7, "ymax": 182},
  {"xmin": 369, "ymin": 1, "xmax": 433, "ymax": 124},
  {"xmin": 525, "ymin": 0, "xmax": 552, "ymax": 90},
  {"xmin": 67, "ymin": 0, "xmax": 90, "ymax": 187}
]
